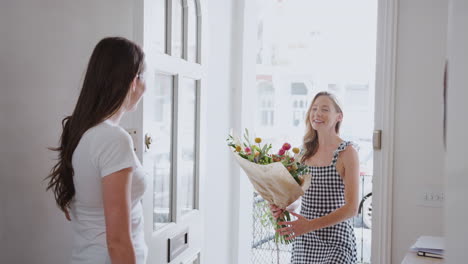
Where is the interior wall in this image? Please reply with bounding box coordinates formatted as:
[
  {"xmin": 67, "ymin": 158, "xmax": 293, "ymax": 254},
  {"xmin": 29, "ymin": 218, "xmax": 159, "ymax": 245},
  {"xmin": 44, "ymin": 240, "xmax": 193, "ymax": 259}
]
[
  {"xmin": 444, "ymin": 0, "xmax": 468, "ymax": 263},
  {"xmin": 0, "ymin": 1, "xmax": 134, "ymax": 263},
  {"xmin": 391, "ymin": 0, "xmax": 448, "ymax": 263},
  {"xmin": 0, "ymin": 0, "xmax": 237, "ymax": 263}
]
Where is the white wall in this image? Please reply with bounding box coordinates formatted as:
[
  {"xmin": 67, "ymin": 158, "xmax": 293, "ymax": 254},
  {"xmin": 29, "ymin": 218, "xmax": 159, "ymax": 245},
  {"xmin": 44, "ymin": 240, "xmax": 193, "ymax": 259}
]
[
  {"xmin": 0, "ymin": 1, "xmax": 134, "ymax": 263},
  {"xmin": 0, "ymin": 1, "xmax": 238, "ymax": 263},
  {"xmin": 392, "ymin": 1, "xmax": 448, "ymax": 263},
  {"xmin": 444, "ymin": 0, "xmax": 468, "ymax": 263},
  {"xmin": 203, "ymin": 0, "xmax": 237, "ymax": 263}
]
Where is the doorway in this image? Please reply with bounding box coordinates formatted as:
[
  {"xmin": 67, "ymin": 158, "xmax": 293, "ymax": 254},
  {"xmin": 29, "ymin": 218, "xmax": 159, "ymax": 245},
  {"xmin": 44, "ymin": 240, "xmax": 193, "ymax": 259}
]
[{"xmin": 249, "ymin": 0, "xmax": 378, "ymax": 263}]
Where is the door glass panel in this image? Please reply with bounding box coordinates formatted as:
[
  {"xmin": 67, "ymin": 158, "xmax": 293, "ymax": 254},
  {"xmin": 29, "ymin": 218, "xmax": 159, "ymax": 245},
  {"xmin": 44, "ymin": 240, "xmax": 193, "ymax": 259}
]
[
  {"xmin": 178, "ymin": 78, "xmax": 197, "ymax": 216},
  {"xmin": 187, "ymin": 0, "xmax": 198, "ymax": 63},
  {"xmin": 155, "ymin": 0, "xmax": 167, "ymax": 53},
  {"xmin": 172, "ymin": 0, "xmax": 184, "ymax": 58},
  {"xmin": 153, "ymin": 73, "xmax": 174, "ymax": 231}
]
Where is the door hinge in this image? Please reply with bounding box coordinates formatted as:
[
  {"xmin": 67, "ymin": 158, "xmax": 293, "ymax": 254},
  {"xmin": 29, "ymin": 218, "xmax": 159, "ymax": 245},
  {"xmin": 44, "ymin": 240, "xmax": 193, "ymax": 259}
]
[
  {"xmin": 373, "ymin": 130, "xmax": 382, "ymax": 150},
  {"xmin": 126, "ymin": 128, "xmax": 138, "ymax": 152}
]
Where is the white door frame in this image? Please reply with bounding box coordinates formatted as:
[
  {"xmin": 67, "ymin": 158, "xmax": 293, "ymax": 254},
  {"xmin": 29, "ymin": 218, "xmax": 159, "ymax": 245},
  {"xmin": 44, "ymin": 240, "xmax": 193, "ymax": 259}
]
[
  {"xmin": 233, "ymin": 1, "xmax": 399, "ymax": 264},
  {"xmin": 230, "ymin": 0, "xmax": 257, "ymax": 263},
  {"xmin": 372, "ymin": 0, "xmax": 398, "ymax": 263}
]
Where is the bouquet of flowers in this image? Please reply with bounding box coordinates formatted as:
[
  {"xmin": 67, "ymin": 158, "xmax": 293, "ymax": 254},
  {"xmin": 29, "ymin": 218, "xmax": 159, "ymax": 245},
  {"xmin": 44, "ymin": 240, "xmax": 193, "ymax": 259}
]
[{"xmin": 227, "ymin": 129, "xmax": 311, "ymax": 243}]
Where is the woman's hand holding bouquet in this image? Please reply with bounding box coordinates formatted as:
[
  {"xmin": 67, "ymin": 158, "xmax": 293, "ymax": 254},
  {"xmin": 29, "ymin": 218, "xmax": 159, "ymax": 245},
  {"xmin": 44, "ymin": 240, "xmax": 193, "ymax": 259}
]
[{"xmin": 227, "ymin": 129, "xmax": 311, "ymax": 243}]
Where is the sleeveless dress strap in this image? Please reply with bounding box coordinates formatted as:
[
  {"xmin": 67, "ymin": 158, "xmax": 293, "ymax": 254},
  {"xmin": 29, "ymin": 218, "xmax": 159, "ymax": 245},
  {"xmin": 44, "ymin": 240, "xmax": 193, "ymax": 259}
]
[{"xmin": 331, "ymin": 141, "xmax": 355, "ymax": 165}]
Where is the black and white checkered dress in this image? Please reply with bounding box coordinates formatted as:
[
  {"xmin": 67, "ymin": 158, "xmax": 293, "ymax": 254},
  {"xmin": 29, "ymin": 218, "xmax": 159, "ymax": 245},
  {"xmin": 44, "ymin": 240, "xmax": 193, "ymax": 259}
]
[{"xmin": 291, "ymin": 141, "xmax": 357, "ymax": 264}]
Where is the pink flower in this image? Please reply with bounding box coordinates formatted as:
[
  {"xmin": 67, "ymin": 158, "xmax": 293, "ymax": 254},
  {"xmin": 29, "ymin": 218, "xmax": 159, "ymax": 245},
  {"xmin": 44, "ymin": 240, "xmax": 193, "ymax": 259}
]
[
  {"xmin": 278, "ymin": 149, "xmax": 286, "ymax": 156},
  {"xmin": 282, "ymin": 143, "xmax": 291, "ymax": 151},
  {"xmin": 245, "ymin": 147, "xmax": 251, "ymax": 153}
]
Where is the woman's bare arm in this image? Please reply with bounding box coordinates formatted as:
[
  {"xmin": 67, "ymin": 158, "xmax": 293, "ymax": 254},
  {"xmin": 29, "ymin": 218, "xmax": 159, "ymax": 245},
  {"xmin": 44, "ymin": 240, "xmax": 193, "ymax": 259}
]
[
  {"xmin": 308, "ymin": 145, "xmax": 360, "ymax": 230},
  {"xmin": 102, "ymin": 167, "xmax": 136, "ymax": 264}
]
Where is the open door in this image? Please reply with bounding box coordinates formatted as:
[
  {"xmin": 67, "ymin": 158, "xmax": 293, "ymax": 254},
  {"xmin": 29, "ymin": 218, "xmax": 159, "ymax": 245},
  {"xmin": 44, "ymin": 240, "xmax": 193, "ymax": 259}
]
[{"xmin": 132, "ymin": 0, "xmax": 206, "ymax": 263}]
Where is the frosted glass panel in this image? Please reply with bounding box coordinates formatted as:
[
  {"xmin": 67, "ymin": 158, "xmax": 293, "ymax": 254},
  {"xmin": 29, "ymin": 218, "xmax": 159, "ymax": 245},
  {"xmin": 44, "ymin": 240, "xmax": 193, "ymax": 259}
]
[
  {"xmin": 153, "ymin": 73, "xmax": 174, "ymax": 231},
  {"xmin": 155, "ymin": 0, "xmax": 166, "ymax": 53},
  {"xmin": 171, "ymin": 0, "xmax": 183, "ymax": 58},
  {"xmin": 178, "ymin": 78, "xmax": 197, "ymax": 215},
  {"xmin": 187, "ymin": 0, "xmax": 198, "ymax": 62}
]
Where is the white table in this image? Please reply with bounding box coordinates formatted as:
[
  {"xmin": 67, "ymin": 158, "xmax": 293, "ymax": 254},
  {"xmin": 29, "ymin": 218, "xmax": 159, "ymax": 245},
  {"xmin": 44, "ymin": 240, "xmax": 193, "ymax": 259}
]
[{"xmin": 401, "ymin": 251, "xmax": 444, "ymax": 264}]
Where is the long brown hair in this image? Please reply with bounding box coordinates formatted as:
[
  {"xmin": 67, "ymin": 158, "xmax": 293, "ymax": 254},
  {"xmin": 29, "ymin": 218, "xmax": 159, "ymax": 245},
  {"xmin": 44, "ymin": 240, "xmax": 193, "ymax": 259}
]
[
  {"xmin": 301, "ymin": 91, "xmax": 343, "ymax": 163},
  {"xmin": 46, "ymin": 37, "xmax": 144, "ymax": 212}
]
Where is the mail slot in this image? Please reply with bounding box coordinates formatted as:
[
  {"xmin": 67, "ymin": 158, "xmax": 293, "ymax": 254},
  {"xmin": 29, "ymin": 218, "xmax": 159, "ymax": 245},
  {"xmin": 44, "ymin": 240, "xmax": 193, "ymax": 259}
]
[{"xmin": 167, "ymin": 229, "xmax": 189, "ymax": 262}]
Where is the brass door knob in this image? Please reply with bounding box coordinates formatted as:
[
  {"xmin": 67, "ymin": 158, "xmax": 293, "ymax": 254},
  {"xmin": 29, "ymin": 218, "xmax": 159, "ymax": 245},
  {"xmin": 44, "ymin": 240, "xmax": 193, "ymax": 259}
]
[{"xmin": 145, "ymin": 133, "xmax": 153, "ymax": 150}]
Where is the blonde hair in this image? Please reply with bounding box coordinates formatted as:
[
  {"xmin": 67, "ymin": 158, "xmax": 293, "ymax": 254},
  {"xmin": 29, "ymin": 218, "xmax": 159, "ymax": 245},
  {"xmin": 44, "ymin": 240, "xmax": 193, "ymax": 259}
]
[{"xmin": 301, "ymin": 91, "xmax": 343, "ymax": 163}]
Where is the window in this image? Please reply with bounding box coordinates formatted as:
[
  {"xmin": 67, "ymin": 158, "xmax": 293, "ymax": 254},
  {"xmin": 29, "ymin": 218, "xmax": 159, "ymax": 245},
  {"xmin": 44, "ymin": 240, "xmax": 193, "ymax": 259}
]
[
  {"xmin": 155, "ymin": 0, "xmax": 166, "ymax": 53},
  {"xmin": 291, "ymin": 82, "xmax": 308, "ymax": 95},
  {"xmin": 171, "ymin": 0, "xmax": 184, "ymax": 58},
  {"xmin": 186, "ymin": 0, "xmax": 199, "ymax": 62},
  {"xmin": 178, "ymin": 78, "xmax": 198, "ymax": 215},
  {"xmin": 291, "ymin": 82, "xmax": 309, "ymax": 127},
  {"xmin": 153, "ymin": 73, "xmax": 174, "ymax": 230},
  {"xmin": 257, "ymin": 81, "xmax": 275, "ymax": 126}
]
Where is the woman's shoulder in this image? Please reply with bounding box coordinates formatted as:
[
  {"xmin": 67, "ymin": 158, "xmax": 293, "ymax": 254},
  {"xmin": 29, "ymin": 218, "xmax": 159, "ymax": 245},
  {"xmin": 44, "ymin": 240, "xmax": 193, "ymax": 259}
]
[
  {"xmin": 337, "ymin": 140, "xmax": 359, "ymax": 153},
  {"xmin": 337, "ymin": 141, "xmax": 359, "ymax": 162},
  {"xmin": 86, "ymin": 121, "xmax": 132, "ymax": 145}
]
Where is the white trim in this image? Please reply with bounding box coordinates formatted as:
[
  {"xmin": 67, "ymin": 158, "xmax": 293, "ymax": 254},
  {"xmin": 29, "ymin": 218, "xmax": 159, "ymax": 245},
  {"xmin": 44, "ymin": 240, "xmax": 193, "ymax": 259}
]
[
  {"xmin": 232, "ymin": 1, "xmax": 397, "ymax": 263},
  {"xmin": 372, "ymin": 0, "xmax": 398, "ymax": 263},
  {"xmin": 196, "ymin": 2, "xmax": 208, "ymax": 263},
  {"xmin": 229, "ymin": 0, "xmax": 244, "ymax": 261},
  {"xmin": 231, "ymin": 0, "xmax": 257, "ymax": 263}
]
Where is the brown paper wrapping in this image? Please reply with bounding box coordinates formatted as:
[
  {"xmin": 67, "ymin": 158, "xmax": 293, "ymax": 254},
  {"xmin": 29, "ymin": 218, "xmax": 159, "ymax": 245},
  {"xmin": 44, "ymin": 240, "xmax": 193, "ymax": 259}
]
[{"xmin": 232, "ymin": 152, "xmax": 311, "ymax": 209}]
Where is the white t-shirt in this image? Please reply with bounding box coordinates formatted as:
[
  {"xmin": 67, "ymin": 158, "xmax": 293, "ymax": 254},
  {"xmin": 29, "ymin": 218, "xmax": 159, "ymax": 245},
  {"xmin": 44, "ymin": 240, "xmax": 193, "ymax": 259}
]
[{"xmin": 69, "ymin": 120, "xmax": 147, "ymax": 264}]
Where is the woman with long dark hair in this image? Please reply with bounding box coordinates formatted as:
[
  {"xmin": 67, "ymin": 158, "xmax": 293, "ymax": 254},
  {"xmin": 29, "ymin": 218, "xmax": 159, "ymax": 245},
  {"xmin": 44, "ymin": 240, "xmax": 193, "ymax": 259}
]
[
  {"xmin": 271, "ymin": 91, "xmax": 359, "ymax": 263},
  {"xmin": 46, "ymin": 37, "xmax": 147, "ymax": 264}
]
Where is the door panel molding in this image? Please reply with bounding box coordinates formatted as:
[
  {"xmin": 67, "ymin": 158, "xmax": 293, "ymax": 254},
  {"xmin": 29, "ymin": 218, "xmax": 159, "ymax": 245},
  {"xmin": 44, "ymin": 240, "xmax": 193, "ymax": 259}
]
[{"xmin": 132, "ymin": 0, "xmax": 207, "ymax": 263}]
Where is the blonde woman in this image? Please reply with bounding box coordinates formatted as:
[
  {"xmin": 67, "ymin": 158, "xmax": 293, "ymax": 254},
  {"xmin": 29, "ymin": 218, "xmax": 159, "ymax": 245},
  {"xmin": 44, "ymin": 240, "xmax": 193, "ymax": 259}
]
[{"xmin": 271, "ymin": 91, "xmax": 359, "ymax": 263}]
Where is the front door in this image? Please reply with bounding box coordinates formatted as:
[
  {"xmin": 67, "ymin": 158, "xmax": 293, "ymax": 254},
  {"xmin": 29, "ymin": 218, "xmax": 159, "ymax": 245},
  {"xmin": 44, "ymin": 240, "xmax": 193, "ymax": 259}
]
[{"xmin": 133, "ymin": 1, "xmax": 206, "ymax": 263}]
